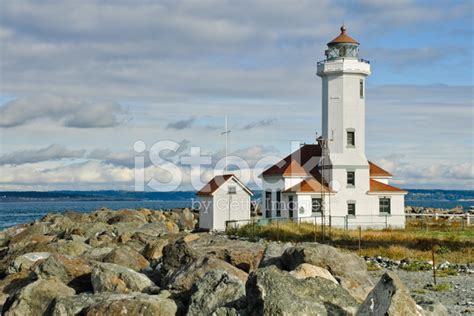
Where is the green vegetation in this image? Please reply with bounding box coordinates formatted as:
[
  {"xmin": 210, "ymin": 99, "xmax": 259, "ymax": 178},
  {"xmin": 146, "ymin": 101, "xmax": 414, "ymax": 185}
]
[
  {"xmin": 425, "ymin": 283, "xmax": 452, "ymax": 292},
  {"xmin": 227, "ymin": 219, "xmax": 474, "ymax": 263}
]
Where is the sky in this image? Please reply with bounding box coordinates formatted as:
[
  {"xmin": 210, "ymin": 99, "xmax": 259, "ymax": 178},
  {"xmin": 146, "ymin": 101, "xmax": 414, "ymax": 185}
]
[{"xmin": 0, "ymin": 0, "xmax": 473, "ymax": 191}]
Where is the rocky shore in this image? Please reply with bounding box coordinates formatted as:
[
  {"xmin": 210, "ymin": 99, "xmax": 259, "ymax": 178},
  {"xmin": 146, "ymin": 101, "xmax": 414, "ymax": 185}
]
[
  {"xmin": 0, "ymin": 208, "xmax": 469, "ymax": 315},
  {"xmin": 405, "ymin": 206, "xmax": 473, "ymax": 215}
]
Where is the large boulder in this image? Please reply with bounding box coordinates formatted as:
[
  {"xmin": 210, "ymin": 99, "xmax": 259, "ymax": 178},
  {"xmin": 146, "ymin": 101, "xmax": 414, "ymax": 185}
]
[
  {"xmin": 357, "ymin": 271, "xmax": 420, "ymax": 316},
  {"xmin": 3, "ymin": 277, "xmax": 75, "ymax": 316},
  {"xmin": 187, "ymin": 270, "xmax": 245, "ymax": 316},
  {"xmin": 188, "ymin": 235, "xmax": 265, "ymax": 272},
  {"xmin": 52, "ymin": 292, "xmax": 177, "ymax": 316},
  {"xmin": 143, "ymin": 239, "xmax": 169, "ymax": 261},
  {"xmin": 161, "ymin": 238, "xmax": 198, "ymax": 273},
  {"xmin": 164, "ymin": 256, "xmax": 248, "ymax": 300},
  {"xmin": 290, "ymin": 263, "xmax": 338, "ymax": 284},
  {"xmin": 7, "ymin": 252, "xmax": 51, "ymax": 274},
  {"xmin": 84, "ymin": 292, "xmax": 177, "ymax": 316},
  {"xmin": 50, "ymin": 240, "xmax": 91, "ymax": 257},
  {"xmin": 34, "ymin": 254, "xmax": 93, "ymax": 292},
  {"xmin": 103, "ymin": 246, "xmax": 149, "ymax": 271},
  {"xmin": 412, "ymin": 294, "xmax": 448, "ymax": 316},
  {"xmin": 259, "ymin": 242, "xmax": 293, "ymax": 269},
  {"xmin": 245, "ymin": 265, "xmax": 359, "ymax": 315},
  {"xmin": 171, "ymin": 208, "xmax": 196, "ymax": 231},
  {"xmin": 0, "ymin": 271, "xmax": 36, "ymax": 310},
  {"xmin": 282, "ymin": 243, "xmax": 373, "ymax": 301},
  {"xmin": 107, "ymin": 210, "xmax": 148, "ymax": 225},
  {"xmin": 91, "ymin": 262, "xmax": 155, "ymax": 294}
]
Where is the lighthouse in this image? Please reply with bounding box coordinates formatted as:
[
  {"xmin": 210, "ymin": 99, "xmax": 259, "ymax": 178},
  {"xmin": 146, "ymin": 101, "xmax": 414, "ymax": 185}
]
[{"xmin": 260, "ymin": 25, "xmax": 407, "ymax": 229}]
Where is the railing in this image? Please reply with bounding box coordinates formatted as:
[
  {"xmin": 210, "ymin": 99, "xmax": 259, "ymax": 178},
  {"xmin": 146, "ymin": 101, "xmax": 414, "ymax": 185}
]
[
  {"xmin": 226, "ymin": 213, "xmax": 473, "ymax": 232},
  {"xmin": 317, "ymin": 58, "xmax": 371, "ymax": 66}
]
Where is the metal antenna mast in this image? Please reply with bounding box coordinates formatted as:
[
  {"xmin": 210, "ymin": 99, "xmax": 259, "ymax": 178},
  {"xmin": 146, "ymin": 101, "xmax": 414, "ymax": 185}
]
[{"xmin": 221, "ymin": 116, "xmax": 231, "ymax": 172}]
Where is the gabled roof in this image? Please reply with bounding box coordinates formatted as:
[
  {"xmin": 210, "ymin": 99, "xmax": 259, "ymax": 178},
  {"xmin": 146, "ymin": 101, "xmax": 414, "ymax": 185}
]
[
  {"xmin": 196, "ymin": 174, "xmax": 254, "ymax": 196},
  {"xmin": 284, "ymin": 178, "xmax": 333, "ymax": 193},
  {"xmin": 369, "ymin": 161, "xmax": 392, "ymax": 177},
  {"xmin": 369, "ymin": 179, "xmax": 407, "ymax": 193},
  {"xmin": 261, "ymin": 144, "xmax": 321, "ymax": 177}
]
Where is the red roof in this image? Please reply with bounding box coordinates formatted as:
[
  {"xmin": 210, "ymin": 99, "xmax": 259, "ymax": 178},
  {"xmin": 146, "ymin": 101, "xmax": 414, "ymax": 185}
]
[
  {"xmin": 328, "ymin": 25, "xmax": 359, "ymax": 45},
  {"xmin": 369, "ymin": 179, "xmax": 406, "ymax": 193},
  {"xmin": 284, "ymin": 178, "xmax": 333, "ymax": 193},
  {"xmin": 196, "ymin": 174, "xmax": 253, "ymax": 196},
  {"xmin": 261, "ymin": 144, "xmax": 321, "ymax": 177},
  {"xmin": 369, "ymin": 161, "xmax": 392, "ymax": 177}
]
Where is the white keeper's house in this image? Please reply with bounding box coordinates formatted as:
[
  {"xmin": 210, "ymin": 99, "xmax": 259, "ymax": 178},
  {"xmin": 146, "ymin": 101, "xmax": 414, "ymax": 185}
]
[{"xmin": 260, "ymin": 26, "xmax": 407, "ymax": 228}]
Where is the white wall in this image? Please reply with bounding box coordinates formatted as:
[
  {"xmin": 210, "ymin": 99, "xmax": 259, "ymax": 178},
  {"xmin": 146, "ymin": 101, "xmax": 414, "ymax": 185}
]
[
  {"xmin": 212, "ymin": 179, "xmax": 251, "ymax": 231},
  {"xmin": 198, "ymin": 196, "xmax": 213, "ymax": 230}
]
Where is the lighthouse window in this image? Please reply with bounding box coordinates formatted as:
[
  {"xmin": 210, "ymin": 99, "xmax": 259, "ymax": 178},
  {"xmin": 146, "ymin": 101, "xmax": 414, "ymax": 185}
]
[
  {"xmin": 347, "ymin": 171, "xmax": 355, "ymax": 187},
  {"xmin": 360, "ymin": 79, "xmax": 364, "ymax": 99},
  {"xmin": 347, "ymin": 203, "xmax": 356, "ymax": 216},
  {"xmin": 347, "ymin": 131, "xmax": 355, "ymax": 147}
]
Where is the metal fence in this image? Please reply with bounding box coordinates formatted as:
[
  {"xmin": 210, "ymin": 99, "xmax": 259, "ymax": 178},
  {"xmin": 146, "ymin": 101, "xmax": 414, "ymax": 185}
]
[{"xmin": 226, "ymin": 213, "xmax": 473, "ymax": 233}]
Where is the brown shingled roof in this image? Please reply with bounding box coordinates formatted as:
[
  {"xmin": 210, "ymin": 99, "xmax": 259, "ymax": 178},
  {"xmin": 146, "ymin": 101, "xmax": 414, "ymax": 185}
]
[
  {"xmin": 196, "ymin": 174, "xmax": 253, "ymax": 196},
  {"xmin": 261, "ymin": 144, "xmax": 321, "ymax": 177},
  {"xmin": 369, "ymin": 179, "xmax": 406, "ymax": 193},
  {"xmin": 284, "ymin": 178, "xmax": 333, "ymax": 193},
  {"xmin": 369, "ymin": 161, "xmax": 392, "ymax": 177},
  {"xmin": 328, "ymin": 25, "xmax": 359, "ymax": 45}
]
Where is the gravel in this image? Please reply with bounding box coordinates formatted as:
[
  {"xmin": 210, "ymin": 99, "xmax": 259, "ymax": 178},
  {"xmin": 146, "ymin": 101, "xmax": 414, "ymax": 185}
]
[{"xmin": 369, "ymin": 270, "xmax": 474, "ymax": 315}]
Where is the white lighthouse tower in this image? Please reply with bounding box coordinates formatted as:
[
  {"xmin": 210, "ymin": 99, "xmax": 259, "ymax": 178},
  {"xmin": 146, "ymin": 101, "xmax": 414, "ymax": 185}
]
[{"xmin": 317, "ymin": 25, "xmax": 371, "ymax": 195}]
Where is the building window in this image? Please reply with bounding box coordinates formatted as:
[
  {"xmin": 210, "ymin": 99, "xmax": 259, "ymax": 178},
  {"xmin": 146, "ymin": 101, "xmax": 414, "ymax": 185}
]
[
  {"xmin": 276, "ymin": 191, "xmax": 281, "ymax": 217},
  {"xmin": 347, "ymin": 171, "xmax": 355, "ymax": 187},
  {"xmin": 347, "ymin": 131, "xmax": 355, "ymax": 147},
  {"xmin": 312, "ymin": 198, "xmax": 323, "ymax": 214},
  {"xmin": 379, "ymin": 198, "xmax": 391, "ymax": 214},
  {"xmin": 288, "ymin": 195, "xmax": 295, "ymax": 218},
  {"xmin": 265, "ymin": 191, "xmax": 272, "ymax": 218},
  {"xmin": 360, "ymin": 79, "xmax": 364, "ymax": 99},
  {"xmin": 228, "ymin": 186, "xmax": 236, "ymax": 194},
  {"xmin": 348, "ymin": 203, "xmax": 356, "ymax": 216}
]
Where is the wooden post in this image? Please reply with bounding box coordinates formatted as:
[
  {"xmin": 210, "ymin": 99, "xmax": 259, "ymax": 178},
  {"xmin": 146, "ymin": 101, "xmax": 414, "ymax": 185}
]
[
  {"xmin": 276, "ymin": 220, "xmax": 280, "ymax": 241},
  {"xmin": 358, "ymin": 226, "xmax": 362, "ymax": 251},
  {"xmin": 313, "ymin": 217, "xmax": 317, "ymax": 243},
  {"xmin": 432, "ymin": 246, "xmax": 437, "ymax": 285}
]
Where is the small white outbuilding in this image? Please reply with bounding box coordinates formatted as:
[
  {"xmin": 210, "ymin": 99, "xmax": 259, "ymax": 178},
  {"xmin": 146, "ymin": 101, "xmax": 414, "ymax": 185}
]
[{"xmin": 196, "ymin": 174, "xmax": 253, "ymax": 231}]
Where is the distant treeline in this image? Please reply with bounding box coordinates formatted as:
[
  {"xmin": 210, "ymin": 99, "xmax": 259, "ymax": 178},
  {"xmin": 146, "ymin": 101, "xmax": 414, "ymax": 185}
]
[{"xmin": 0, "ymin": 189, "xmax": 472, "ymax": 202}]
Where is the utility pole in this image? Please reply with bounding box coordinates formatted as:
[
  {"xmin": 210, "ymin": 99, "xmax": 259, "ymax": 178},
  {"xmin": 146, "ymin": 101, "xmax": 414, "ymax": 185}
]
[{"xmin": 221, "ymin": 116, "xmax": 231, "ymax": 172}]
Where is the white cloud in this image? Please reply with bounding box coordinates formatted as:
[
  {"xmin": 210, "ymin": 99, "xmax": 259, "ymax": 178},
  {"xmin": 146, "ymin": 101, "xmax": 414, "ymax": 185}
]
[
  {"xmin": 0, "ymin": 95, "xmax": 128, "ymax": 128},
  {"xmin": 0, "ymin": 144, "xmax": 85, "ymax": 165}
]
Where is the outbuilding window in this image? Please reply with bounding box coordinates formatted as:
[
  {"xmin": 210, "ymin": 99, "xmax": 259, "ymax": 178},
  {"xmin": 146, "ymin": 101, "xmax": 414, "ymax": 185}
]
[
  {"xmin": 228, "ymin": 186, "xmax": 236, "ymax": 194},
  {"xmin": 379, "ymin": 197, "xmax": 391, "ymax": 214},
  {"xmin": 312, "ymin": 198, "xmax": 323, "ymax": 214}
]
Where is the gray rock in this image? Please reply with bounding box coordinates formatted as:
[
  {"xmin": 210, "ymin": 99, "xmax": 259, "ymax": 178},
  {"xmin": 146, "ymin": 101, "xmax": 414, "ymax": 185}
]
[
  {"xmin": 187, "ymin": 270, "xmax": 245, "ymax": 316},
  {"xmin": 282, "ymin": 243, "xmax": 373, "ymax": 302},
  {"xmin": 3, "ymin": 277, "xmax": 75, "ymax": 316},
  {"xmin": 164, "ymin": 256, "xmax": 248, "ymax": 299},
  {"xmin": 34, "ymin": 254, "xmax": 93, "ymax": 292},
  {"xmin": 102, "ymin": 246, "xmax": 149, "ymax": 271},
  {"xmin": 412, "ymin": 294, "xmax": 449, "ymax": 316},
  {"xmin": 245, "ymin": 265, "xmax": 359, "ymax": 315},
  {"xmin": 357, "ymin": 271, "xmax": 420, "ymax": 316},
  {"xmin": 259, "ymin": 242, "xmax": 293, "ymax": 269},
  {"xmin": 91, "ymin": 262, "xmax": 155, "ymax": 294},
  {"xmin": 84, "ymin": 292, "xmax": 178, "ymax": 316},
  {"xmin": 52, "ymin": 292, "xmax": 177, "ymax": 316},
  {"xmin": 7, "ymin": 252, "xmax": 51, "ymax": 274},
  {"xmin": 161, "ymin": 238, "xmax": 198, "ymax": 273}
]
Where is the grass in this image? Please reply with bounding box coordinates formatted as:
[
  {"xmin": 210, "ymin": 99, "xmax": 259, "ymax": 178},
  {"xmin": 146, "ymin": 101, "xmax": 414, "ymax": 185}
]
[
  {"xmin": 425, "ymin": 283, "xmax": 452, "ymax": 292},
  {"xmin": 228, "ymin": 219, "xmax": 474, "ymax": 264}
]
